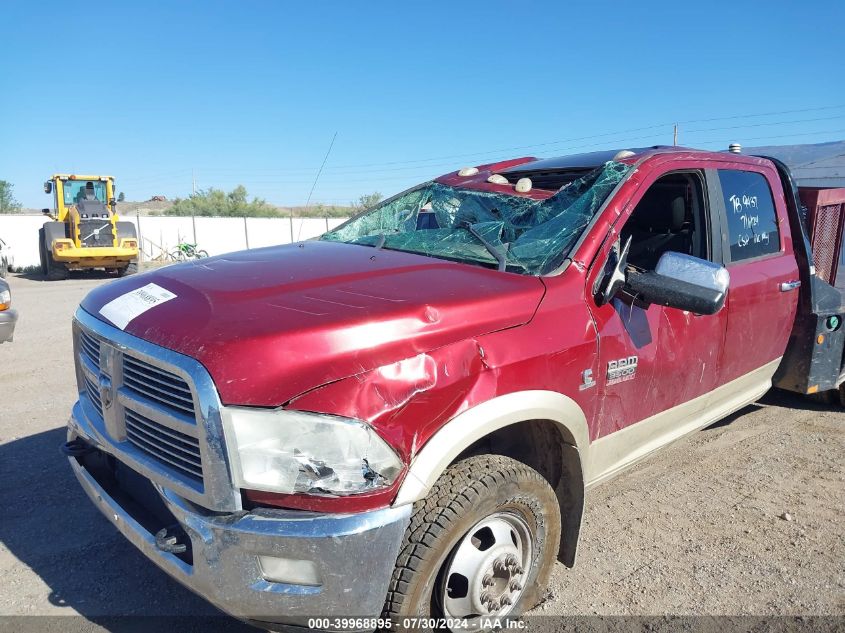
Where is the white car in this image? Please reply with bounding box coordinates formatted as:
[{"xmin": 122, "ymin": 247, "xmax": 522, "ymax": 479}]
[{"xmin": 0, "ymin": 237, "xmax": 14, "ymax": 278}]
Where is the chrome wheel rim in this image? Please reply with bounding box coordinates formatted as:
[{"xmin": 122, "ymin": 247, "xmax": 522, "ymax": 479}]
[{"xmin": 440, "ymin": 511, "xmax": 533, "ymax": 624}]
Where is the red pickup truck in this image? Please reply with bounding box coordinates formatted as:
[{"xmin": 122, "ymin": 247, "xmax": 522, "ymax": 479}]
[{"xmin": 63, "ymin": 145, "xmax": 845, "ymax": 631}]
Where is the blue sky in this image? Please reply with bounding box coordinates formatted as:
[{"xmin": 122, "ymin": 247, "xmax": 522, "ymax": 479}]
[{"xmin": 2, "ymin": 1, "xmax": 844, "ymax": 208}]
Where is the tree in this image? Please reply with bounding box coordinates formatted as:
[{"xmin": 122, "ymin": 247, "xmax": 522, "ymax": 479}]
[
  {"xmin": 0, "ymin": 180, "xmax": 22, "ymax": 214},
  {"xmin": 352, "ymin": 191, "xmax": 383, "ymax": 212},
  {"xmin": 164, "ymin": 185, "xmax": 278, "ymax": 217},
  {"xmin": 118, "ymin": 191, "xmax": 125, "ymax": 202}
]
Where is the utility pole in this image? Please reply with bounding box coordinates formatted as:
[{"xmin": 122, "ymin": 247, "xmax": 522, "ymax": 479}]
[
  {"xmin": 673, "ymin": 124, "xmax": 678, "ymax": 146},
  {"xmin": 192, "ymin": 170, "xmax": 196, "ymax": 196}
]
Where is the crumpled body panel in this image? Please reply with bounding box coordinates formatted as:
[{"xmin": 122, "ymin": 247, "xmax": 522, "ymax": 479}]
[{"xmin": 291, "ymin": 270, "xmax": 599, "ymax": 465}]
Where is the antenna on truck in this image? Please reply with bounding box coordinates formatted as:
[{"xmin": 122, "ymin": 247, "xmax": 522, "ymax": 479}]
[{"xmin": 297, "ymin": 131, "xmax": 338, "ymax": 241}]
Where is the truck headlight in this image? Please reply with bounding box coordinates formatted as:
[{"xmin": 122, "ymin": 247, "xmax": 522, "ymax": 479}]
[{"xmin": 224, "ymin": 408, "xmax": 403, "ymax": 495}]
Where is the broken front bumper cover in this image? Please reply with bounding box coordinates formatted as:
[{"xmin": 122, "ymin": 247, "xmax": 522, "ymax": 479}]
[{"xmin": 67, "ymin": 413, "xmax": 411, "ymax": 629}]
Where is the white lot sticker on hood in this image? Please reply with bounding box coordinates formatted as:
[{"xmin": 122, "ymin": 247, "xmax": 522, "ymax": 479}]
[{"xmin": 99, "ymin": 283, "xmax": 177, "ymax": 330}]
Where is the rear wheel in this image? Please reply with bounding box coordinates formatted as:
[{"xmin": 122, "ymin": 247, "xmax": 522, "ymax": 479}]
[{"xmin": 383, "ymin": 455, "xmax": 560, "ymax": 630}]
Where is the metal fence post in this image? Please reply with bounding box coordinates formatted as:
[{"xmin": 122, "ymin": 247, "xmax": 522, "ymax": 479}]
[
  {"xmin": 244, "ymin": 216, "xmax": 250, "ymax": 249},
  {"xmin": 136, "ymin": 210, "xmax": 144, "ymax": 262}
]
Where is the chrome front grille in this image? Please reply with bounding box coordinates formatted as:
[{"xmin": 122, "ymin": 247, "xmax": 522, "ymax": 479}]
[
  {"xmin": 125, "ymin": 409, "xmax": 203, "ymax": 480},
  {"xmin": 123, "ymin": 355, "xmax": 196, "ymax": 419},
  {"xmin": 72, "ymin": 310, "xmax": 238, "ymax": 512},
  {"xmin": 74, "ymin": 320, "xmax": 209, "ymax": 495},
  {"xmin": 83, "ymin": 373, "xmax": 102, "ymax": 414},
  {"xmin": 80, "ymin": 330, "xmax": 100, "ymax": 368}
]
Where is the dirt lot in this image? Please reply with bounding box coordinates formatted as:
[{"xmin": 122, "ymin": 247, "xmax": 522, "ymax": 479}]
[{"xmin": 0, "ymin": 273, "xmax": 842, "ymax": 630}]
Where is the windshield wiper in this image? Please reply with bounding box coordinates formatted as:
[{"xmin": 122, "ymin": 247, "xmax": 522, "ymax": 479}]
[{"xmin": 459, "ymin": 222, "xmax": 509, "ymax": 272}]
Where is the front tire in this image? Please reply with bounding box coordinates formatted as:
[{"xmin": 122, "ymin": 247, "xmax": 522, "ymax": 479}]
[{"xmin": 383, "ymin": 455, "xmax": 560, "ymax": 630}]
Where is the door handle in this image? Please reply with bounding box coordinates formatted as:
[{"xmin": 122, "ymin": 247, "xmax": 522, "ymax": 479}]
[{"xmin": 780, "ymin": 280, "xmax": 801, "ymax": 292}]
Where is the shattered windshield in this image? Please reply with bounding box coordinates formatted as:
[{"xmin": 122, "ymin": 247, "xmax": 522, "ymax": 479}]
[{"xmin": 321, "ymin": 161, "xmax": 631, "ymax": 275}]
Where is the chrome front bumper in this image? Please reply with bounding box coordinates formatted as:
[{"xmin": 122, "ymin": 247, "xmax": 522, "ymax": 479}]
[{"xmin": 68, "ymin": 409, "xmax": 411, "ymax": 629}]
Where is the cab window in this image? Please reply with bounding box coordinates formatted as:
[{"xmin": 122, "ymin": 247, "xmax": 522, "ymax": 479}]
[
  {"xmin": 622, "ymin": 171, "xmax": 710, "ymax": 270},
  {"xmin": 63, "ymin": 180, "xmax": 107, "ymax": 206},
  {"xmin": 717, "ymin": 169, "xmax": 780, "ymax": 262}
]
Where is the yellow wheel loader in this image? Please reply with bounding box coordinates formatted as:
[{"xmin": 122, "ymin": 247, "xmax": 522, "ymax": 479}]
[{"xmin": 40, "ymin": 174, "xmax": 139, "ymax": 280}]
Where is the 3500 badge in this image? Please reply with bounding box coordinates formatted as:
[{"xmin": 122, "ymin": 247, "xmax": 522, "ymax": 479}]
[{"xmin": 607, "ymin": 356, "xmax": 638, "ymax": 385}]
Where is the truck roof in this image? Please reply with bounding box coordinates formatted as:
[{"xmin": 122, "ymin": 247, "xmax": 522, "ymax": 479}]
[
  {"xmin": 500, "ymin": 145, "xmax": 768, "ymax": 173},
  {"xmin": 435, "ymin": 145, "xmax": 772, "ymax": 197}
]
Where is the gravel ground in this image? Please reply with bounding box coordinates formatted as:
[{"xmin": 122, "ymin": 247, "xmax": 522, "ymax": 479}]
[{"xmin": 0, "ymin": 272, "xmax": 842, "ymax": 631}]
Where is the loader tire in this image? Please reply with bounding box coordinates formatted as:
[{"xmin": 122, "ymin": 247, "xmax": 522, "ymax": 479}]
[
  {"xmin": 41, "ymin": 222, "xmax": 69, "ymax": 280},
  {"xmin": 116, "ymin": 221, "xmax": 137, "ymax": 241},
  {"xmin": 382, "ymin": 455, "xmax": 560, "ymax": 630},
  {"xmin": 118, "ymin": 262, "xmax": 138, "ymax": 277},
  {"xmin": 45, "ymin": 254, "xmax": 69, "ymax": 280},
  {"xmin": 39, "ymin": 228, "xmax": 48, "ymax": 276}
]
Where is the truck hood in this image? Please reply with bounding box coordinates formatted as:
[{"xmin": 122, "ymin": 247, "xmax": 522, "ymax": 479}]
[{"xmin": 80, "ymin": 241, "xmax": 545, "ymax": 406}]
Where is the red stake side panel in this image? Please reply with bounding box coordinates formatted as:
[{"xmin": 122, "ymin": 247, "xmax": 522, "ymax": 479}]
[{"xmin": 799, "ymin": 187, "xmax": 845, "ymax": 287}]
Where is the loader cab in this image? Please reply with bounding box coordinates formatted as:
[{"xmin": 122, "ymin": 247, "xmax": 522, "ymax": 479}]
[{"xmin": 48, "ymin": 175, "xmax": 116, "ymax": 221}]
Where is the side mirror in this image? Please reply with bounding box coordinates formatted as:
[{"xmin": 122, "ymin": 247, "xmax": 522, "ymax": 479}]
[
  {"xmin": 625, "ymin": 252, "xmax": 730, "ymax": 315},
  {"xmin": 44, "ymin": 181, "xmax": 53, "ymax": 194},
  {"xmin": 41, "ymin": 208, "xmax": 51, "ymax": 215}
]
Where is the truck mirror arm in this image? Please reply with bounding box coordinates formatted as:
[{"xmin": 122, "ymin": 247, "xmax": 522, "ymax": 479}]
[{"xmin": 594, "ymin": 236, "xmax": 631, "ymax": 306}]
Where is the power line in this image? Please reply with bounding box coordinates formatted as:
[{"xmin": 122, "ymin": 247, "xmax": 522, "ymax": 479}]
[
  {"xmin": 170, "ymin": 123, "xmax": 845, "ymax": 186},
  {"xmin": 684, "ymin": 114, "xmax": 845, "ymax": 134},
  {"xmin": 677, "ymin": 103, "xmax": 845, "ymax": 124},
  {"xmin": 309, "ymin": 103, "xmax": 845, "ymax": 171},
  {"xmin": 131, "ymin": 107, "xmax": 845, "ymax": 182},
  {"xmin": 114, "ymin": 104, "xmax": 845, "ymax": 196}
]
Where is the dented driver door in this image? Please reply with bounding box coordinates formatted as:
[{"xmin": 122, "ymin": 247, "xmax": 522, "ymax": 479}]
[{"xmin": 583, "ymin": 166, "xmax": 729, "ymax": 482}]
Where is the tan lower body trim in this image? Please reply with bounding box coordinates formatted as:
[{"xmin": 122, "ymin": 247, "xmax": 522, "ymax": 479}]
[{"xmin": 584, "ymin": 358, "xmax": 781, "ymax": 487}]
